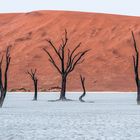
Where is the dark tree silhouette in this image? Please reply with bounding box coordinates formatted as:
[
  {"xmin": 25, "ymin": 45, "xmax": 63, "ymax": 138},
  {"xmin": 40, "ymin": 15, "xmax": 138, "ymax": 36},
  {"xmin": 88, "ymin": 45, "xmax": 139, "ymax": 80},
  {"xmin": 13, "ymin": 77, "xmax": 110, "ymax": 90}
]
[
  {"xmin": 0, "ymin": 46, "xmax": 11, "ymax": 107},
  {"xmin": 131, "ymin": 31, "xmax": 140, "ymax": 104},
  {"xmin": 27, "ymin": 69, "xmax": 38, "ymax": 101},
  {"xmin": 79, "ymin": 75, "xmax": 86, "ymax": 102},
  {"xmin": 43, "ymin": 30, "xmax": 89, "ymax": 100}
]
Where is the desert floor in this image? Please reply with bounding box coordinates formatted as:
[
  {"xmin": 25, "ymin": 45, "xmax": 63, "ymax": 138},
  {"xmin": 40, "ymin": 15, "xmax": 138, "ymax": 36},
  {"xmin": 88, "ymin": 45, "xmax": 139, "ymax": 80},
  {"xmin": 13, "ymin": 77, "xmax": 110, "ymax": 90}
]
[{"xmin": 0, "ymin": 92, "xmax": 140, "ymax": 140}]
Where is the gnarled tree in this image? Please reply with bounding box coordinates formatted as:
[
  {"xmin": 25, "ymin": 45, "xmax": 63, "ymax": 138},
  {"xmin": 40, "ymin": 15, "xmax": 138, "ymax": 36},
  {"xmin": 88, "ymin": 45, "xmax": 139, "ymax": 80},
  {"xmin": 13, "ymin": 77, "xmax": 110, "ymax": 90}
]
[
  {"xmin": 27, "ymin": 69, "xmax": 38, "ymax": 101},
  {"xmin": 0, "ymin": 46, "xmax": 11, "ymax": 107},
  {"xmin": 43, "ymin": 30, "xmax": 89, "ymax": 100},
  {"xmin": 131, "ymin": 31, "xmax": 140, "ymax": 104},
  {"xmin": 79, "ymin": 75, "xmax": 86, "ymax": 102}
]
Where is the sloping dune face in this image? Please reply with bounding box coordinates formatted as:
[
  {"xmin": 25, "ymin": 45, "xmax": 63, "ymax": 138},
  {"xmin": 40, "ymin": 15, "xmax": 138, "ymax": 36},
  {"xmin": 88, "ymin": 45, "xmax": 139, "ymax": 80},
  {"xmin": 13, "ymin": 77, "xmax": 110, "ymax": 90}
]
[{"xmin": 0, "ymin": 10, "xmax": 140, "ymax": 92}]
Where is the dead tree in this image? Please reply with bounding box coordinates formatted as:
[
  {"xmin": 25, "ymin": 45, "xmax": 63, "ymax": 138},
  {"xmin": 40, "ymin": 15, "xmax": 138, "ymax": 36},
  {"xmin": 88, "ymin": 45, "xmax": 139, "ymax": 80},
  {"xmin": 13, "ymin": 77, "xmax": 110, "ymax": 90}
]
[
  {"xmin": 132, "ymin": 31, "xmax": 140, "ymax": 104},
  {"xmin": 27, "ymin": 69, "xmax": 38, "ymax": 101},
  {"xmin": 43, "ymin": 30, "xmax": 89, "ymax": 100},
  {"xmin": 0, "ymin": 46, "xmax": 11, "ymax": 107},
  {"xmin": 79, "ymin": 75, "xmax": 86, "ymax": 102}
]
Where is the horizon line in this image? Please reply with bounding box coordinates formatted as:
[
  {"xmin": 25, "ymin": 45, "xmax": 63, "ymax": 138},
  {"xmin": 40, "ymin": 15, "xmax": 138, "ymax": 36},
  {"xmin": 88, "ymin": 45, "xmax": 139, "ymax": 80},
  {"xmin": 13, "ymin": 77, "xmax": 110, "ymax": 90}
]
[{"xmin": 0, "ymin": 9, "xmax": 140, "ymax": 18}]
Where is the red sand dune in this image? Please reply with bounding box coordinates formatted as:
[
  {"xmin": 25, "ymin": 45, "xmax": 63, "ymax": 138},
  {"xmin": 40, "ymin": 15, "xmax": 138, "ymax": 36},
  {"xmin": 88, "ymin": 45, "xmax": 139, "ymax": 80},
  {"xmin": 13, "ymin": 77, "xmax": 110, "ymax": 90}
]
[{"xmin": 0, "ymin": 10, "xmax": 140, "ymax": 92}]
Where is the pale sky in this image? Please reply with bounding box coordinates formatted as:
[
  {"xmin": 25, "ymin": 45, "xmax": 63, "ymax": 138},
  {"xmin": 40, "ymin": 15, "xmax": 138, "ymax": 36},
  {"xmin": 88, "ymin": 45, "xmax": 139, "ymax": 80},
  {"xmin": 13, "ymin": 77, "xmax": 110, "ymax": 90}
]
[{"xmin": 0, "ymin": 0, "xmax": 139, "ymax": 16}]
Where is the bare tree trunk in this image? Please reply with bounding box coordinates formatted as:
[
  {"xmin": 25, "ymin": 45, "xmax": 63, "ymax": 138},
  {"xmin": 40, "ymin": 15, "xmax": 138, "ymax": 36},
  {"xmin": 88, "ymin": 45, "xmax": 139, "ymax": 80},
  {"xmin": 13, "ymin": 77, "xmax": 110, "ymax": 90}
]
[
  {"xmin": 60, "ymin": 76, "xmax": 67, "ymax": 100},
  {"xmin": 79, "ymin": 75, "xmax": 86, "ymax": 102},
  {"xmin": 34, "ymin": 81, "xmax": 38, "ymax": 100},
  {"xmin": 0, "ymin": 46, "xmax": 11, "ymax": 108},
  {"xmin": 131, "ymin": 31, "xmax": 140, "ymax": 105},
  {"xmin": 0, "ymin": 91, "xmax": 5, "ymax": 107},
  {"xmin": 27, "ymin": 69, "xmax": 38, "ymax": 101},
  {"xmin": 79, "ymin": 91, "xmax": 86, "ymax": 102},
  {"xmin": 0, "ymin": 97, "xmax": 4, "ymax": 108},
  {"xmin": 136, "ymin": 81, "xmax": 140, "ymax": 104}
]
